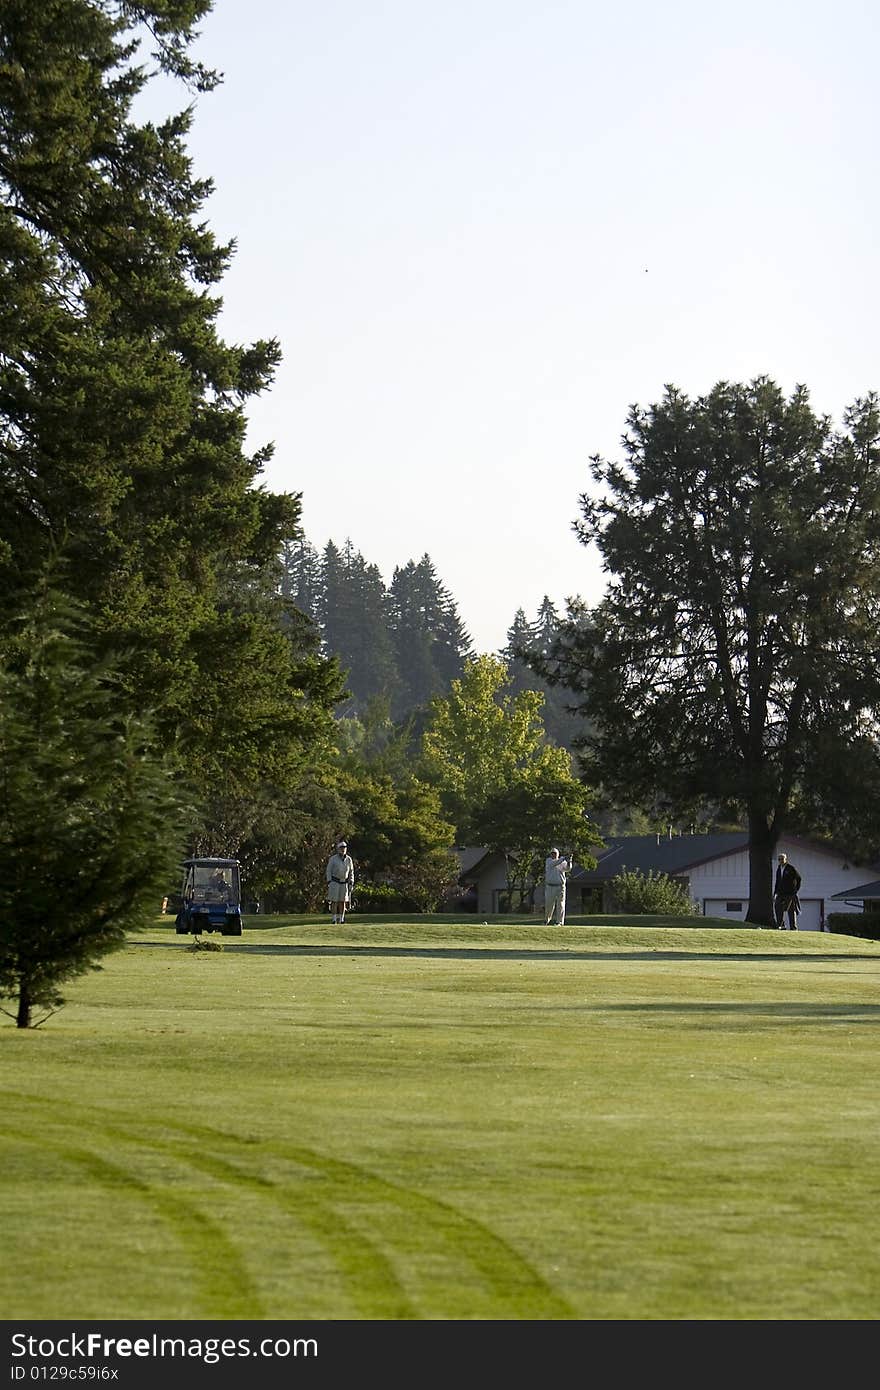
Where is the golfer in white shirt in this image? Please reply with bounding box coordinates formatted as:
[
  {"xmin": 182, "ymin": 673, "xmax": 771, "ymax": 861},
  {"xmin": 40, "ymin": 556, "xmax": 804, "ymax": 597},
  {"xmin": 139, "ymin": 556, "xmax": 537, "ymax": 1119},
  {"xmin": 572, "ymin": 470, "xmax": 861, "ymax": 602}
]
[{"xmin": 544, "ymin": 847, "xmax": 570, "ymax": 925}]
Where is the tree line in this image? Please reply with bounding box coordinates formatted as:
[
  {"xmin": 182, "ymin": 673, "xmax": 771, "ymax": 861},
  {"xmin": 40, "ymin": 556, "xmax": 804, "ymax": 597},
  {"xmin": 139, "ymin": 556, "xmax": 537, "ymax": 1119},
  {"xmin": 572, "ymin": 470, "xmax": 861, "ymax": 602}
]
[{"xmin": 278, "ymin": 535, "xmax": 583, "ymax": 748}]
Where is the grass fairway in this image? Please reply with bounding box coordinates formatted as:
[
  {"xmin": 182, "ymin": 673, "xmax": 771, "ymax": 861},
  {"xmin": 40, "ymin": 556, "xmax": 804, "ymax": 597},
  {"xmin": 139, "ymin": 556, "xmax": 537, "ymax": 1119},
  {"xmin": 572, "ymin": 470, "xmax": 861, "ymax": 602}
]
[{"xmin": 3, "ymin": 914, "xmax": 880, "ymax": 1321}]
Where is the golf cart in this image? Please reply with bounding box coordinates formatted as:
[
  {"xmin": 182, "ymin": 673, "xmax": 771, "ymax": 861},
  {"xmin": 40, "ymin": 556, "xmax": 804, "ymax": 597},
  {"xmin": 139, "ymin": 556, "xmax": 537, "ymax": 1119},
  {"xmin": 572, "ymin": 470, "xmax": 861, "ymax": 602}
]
[{"xmin": 175, "ymin": 857, "xmax": 243, "ymax": 937}]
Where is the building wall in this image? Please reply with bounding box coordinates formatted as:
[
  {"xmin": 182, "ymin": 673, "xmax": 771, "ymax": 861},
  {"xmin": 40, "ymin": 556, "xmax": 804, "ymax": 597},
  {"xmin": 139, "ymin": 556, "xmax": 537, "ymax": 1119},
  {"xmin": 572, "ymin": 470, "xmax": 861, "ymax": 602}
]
[
  {"xmin": 467, "ymin": 852, "xmax": 510, "ymax": 916},
  {"xmin": 467, "ymin": 854, "xmax": 585, "ymax": 916},
  {"xmin": 689, "ymin": 838, "xmax": 872, "ymax": 930}
]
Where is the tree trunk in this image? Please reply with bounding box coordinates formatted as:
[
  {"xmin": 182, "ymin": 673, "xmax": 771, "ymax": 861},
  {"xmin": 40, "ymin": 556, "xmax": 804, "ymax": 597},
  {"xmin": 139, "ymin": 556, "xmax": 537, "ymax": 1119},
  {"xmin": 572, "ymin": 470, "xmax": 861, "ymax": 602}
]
[
  {"xmin": 746, "ymin": 813, "xmax": 776, "ymax": 927},
  {"xmin": 16, "ymin": 983, "xmax": 31, "ymax": 1029}
]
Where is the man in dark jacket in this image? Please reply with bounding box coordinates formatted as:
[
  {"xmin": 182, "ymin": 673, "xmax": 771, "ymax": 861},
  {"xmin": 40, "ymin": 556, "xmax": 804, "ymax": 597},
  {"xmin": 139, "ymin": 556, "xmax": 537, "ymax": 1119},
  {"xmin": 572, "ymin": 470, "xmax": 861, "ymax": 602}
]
[{"xmin": 774, "ymin": 853, "xmax": 802, "ymax": 930}]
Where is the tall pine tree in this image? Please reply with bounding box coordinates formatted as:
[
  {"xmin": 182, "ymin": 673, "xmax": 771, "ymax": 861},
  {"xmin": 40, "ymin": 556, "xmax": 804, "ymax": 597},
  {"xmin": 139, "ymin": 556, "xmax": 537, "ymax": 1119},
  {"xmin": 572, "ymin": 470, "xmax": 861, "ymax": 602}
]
[
  {"xmin": 388, "ymin": 554, "xmax": 471, "ymax": 716},
  {"xmin": 0, "ymin": 584, "xmax": 191, "ymax": 1027},
  {"xmin": 0, "ymin": 1, "xmax": 341, "ymax": 798},
  {"xmin": 503, "ymin": 597, "xmax": 583, "ymax": 752}
]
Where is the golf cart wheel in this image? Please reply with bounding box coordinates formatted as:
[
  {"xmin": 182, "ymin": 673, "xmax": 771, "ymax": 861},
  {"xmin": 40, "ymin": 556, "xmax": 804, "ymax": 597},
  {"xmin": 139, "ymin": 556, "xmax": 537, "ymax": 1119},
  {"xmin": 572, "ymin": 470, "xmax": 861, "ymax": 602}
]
[{"xmin": 222, "ymin": 921, "xmax": 242, "ymax": 936}]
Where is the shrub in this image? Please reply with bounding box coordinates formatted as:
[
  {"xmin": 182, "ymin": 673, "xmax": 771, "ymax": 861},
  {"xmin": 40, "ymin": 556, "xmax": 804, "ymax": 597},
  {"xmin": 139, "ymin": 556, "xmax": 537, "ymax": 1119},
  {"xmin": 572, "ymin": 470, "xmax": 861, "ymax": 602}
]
[
  {"xmin": 825, "ymin": 913, "xmax": 880, "ymax": 941},
  {"xmin": 609, "ymin": 868, "xmax": 700, "ymax": 916},
  {"xmin": 353, "ymin": 882, "xmax": 419, "ymax": 913}
]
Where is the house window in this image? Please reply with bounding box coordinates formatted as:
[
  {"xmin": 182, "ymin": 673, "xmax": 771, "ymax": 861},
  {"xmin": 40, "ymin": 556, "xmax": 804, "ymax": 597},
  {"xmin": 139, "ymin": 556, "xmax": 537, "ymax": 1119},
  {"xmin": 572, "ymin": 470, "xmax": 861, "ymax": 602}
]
[{"xmin": 726, "ymin": 902, "xmax": 743, "ymax": 912}]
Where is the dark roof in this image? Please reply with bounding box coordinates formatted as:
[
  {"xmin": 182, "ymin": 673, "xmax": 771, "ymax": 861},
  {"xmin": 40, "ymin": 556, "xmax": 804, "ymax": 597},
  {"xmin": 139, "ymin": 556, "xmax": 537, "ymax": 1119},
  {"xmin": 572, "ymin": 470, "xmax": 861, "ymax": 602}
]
[
  {"xmin": 455, "ymin": 834, "xmax": 753, "ymax": 885},
  {"xmin": 456, "ymin": 835, "xmax": 879, "ymax": 888},
  {"xmin": 454, "ymin": 846, "xmax": 496, "ymax": 880},
  {"xmin": 574, "ymin": 833, "xmax": 749, "ymax": 883},
  {"xmin": 831, "ymin": 880, "xmax": 880, "ymax": 901}
]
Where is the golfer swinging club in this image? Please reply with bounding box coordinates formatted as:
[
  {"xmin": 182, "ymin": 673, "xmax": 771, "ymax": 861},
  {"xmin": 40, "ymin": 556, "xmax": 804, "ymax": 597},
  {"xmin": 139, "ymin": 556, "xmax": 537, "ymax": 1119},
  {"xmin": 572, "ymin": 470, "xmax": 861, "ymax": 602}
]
[{"xmin": 544, "ymin": 847, "xmax": 570, "ymax": 926}]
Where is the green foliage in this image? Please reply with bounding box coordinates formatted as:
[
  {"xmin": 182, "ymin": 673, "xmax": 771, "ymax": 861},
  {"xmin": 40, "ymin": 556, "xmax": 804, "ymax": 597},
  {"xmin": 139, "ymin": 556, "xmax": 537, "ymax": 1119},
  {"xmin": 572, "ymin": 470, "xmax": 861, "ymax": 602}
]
[
  {"xmin": 341, "ymin": 768, "xmax": 455, "ymax": 877},
  {"xmin": 388, "ymin": 554, "xmax": 472, "ymax": 717},
  {"xmin": 421, "ymin": 654, "xmax": 584, "ymax": 840},
  {"xmin": 474, "ymin": 775, "xmax": 601, "ymax": 911},
  {"xmin": 319, "ymin": 540, "xmax": 402, "ymax": 715},
  {"xmin": 373, "ymin": 851, "xmax": 462, "ymax": 913},
  {"xmin": 308, "ymin": 698, "xmax": 457, "ymax": 912},
  {"xmin": 825, "ymin": 913, "xmax": 880, "ymax": 941},
  {"xmin": 532, "ymin": 378, "xmax": 880, "ymax": 926},
  {"xmin": 503, "ymin": 597, "xmax": 586, "ymax": 755},
  {"xmin": 280, "ymin": 540, "xmax": 473, "ymax": 722},
  {"xmin": 351, "ymin": 882, "xmax": 417, "ymax": 913},
  {"xmin": 0, "ymin": 0, "xmax": 344, "ymax": 809},
  {"xmin": 608, "ymin": 868, "xmax": 700, "ymax": 917},
  {"xmin": 420, "ymin": 656, "xmax": 602, "ymax": 914},
  {"xmin": 238, "ymin": 778, "xmax": 351, "ymax": 913},
  {"xmin": 0, "ymin": 586, "xmax": 191, "ymax": 1026}
]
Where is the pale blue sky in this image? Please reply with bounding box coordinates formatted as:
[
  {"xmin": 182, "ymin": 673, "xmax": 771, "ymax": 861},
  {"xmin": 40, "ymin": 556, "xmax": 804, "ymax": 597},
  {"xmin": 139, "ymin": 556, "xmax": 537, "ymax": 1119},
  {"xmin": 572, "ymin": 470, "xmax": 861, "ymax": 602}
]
[{"xmin": 145, "ymin": 0, "xmax": 879, "ymax": 652}]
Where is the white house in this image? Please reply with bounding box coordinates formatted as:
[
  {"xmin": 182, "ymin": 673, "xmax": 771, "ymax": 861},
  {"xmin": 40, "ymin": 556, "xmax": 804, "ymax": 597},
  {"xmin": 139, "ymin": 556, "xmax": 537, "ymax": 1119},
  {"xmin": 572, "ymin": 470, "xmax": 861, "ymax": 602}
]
[
  {"xmin": 660, "ymin": 834, "xmax": 875, "ymax": 931},
  {"xmin": 456, "ymin": 833, "xmax": 880, "ymax": 931}
]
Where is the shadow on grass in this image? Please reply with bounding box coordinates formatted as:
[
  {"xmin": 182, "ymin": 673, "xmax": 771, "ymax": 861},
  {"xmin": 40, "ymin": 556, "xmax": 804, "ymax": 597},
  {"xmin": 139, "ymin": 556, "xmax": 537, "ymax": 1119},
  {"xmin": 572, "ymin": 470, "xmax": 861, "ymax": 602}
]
[
  {"xmin": 597, "ymin": 1001, "xmax": 880, "ymax": 1018},
  {"xmin": 133, "ymin": 942, "xmax": 880, "ymax": 964}
]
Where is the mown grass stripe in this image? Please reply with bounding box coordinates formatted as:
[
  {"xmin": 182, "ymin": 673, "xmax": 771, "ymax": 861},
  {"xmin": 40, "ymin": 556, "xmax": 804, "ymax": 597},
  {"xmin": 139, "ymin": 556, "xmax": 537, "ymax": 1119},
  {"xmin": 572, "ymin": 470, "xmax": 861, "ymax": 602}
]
[{"xmin": 9, "ymin": 1127, "xmax": 263, "ymax": 1319}]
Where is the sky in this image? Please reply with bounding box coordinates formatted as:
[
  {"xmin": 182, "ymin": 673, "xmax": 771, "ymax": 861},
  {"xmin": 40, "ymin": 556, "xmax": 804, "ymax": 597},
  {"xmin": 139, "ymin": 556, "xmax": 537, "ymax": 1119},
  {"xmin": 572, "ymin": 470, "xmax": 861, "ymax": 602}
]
[{"xmin": 140, "ymin": 0, "xmax": 879, "ymax": 654}]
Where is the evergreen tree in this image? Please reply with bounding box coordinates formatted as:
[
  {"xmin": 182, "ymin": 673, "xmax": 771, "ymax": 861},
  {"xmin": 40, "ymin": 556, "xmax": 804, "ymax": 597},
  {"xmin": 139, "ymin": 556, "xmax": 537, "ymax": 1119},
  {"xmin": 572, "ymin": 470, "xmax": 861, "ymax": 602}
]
[
  {"xmin": 388, "ymin": 554, "xmax": 471, "ymax": 716},
  {"xmin": 0, "ymin": 1, "xmax": 340, "ymax": 800},
  {"xmin": 531, "ymin": 378, "xmax": 880, "ymax": 925},
  {"xmin": 318, "ymin": 540, "xmax": 400, "ymax": 712},
  {"xmin": 339, "ymin": 546, "xmax": 400, "ymax": 711},
  {"xmin": 318, "ymin": 541, "xmax": 349, "ymax": 655},
  {"xmin": 388, "ymin": 560, "xmax": 438, "ymax": 714},
  {"xmin": 0, "ymin": 584, "xmax": 190, "ymax": 1027},
  {"xmin": 427, "ymin": 559, "xmax": 472, "ymax": 687},
  {"xmin": 503, "ymin": 597, "xmax": 583, "ymax": 752},
  {"xmin": 280, "ymin": 537, "xmax": 321, "ymax": 624}
]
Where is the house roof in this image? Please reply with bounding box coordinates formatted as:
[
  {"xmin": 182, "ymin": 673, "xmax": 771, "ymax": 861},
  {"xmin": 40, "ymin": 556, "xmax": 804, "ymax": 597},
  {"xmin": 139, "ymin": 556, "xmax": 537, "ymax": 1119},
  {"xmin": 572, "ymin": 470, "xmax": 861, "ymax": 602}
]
[
  {"xmin": 454, "ymin": 846, "xmax": 496, "ymax": 880},
  {"xmin": 455, "ymin": 833, "xmax": 876, "ymax": 887},
  {"xmin": 575, "ymin": 832, "xmax": 749, "ymax": 882},
  {"xmin": 831, "ymin": 880, "xmax": 880, "ymax": 901},
  {"xmin": 455, "ymin": 834, "xmax": 750, "ymax": 885}
]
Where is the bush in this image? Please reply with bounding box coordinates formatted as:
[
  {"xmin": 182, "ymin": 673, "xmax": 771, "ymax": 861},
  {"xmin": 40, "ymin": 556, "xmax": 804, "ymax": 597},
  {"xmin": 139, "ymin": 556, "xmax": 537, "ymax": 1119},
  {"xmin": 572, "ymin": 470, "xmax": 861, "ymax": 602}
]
[
  {"xmin": 353, "ymin": 882, "xmax": 420, "ymax": 913},
  {"xmin": 825, "ymin": 912, "xmax": 880, "ymax": 941},
  {"xmin": 609, "ymin": 868, "xmax": 700, "ymax": 916}
]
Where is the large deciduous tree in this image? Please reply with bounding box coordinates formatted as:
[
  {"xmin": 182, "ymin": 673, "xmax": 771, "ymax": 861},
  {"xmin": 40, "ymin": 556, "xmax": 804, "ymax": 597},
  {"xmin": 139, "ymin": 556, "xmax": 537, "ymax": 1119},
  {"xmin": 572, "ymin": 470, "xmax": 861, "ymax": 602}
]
[
  {"xmin": 332, "ymin": 703, "xmax": 458, "ymax": 910},
  {"xmin": 531, "ymin": 378, "xmax": 880, "ymax": 926},
  {"xmin": 420, "ymin": 655, "xmax": 600, "ymax": 891}
]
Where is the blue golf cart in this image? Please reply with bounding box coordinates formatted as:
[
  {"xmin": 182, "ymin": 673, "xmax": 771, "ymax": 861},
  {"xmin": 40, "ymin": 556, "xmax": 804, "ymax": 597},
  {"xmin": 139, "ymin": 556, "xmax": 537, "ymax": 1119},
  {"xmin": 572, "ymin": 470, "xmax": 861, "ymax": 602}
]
[{"xmin": 175, "ymin": 857, "xmax": 243, "ymax": 937}]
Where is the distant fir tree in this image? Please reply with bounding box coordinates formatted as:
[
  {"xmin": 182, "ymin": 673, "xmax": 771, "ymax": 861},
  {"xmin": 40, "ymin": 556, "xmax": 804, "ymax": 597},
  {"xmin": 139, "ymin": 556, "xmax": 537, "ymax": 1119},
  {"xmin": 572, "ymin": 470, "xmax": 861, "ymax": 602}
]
[
  {"xmin": 280, "ymin": 537, "xmax": 322, "ymax": 624},
  {"xmin": 388, "ymin": 555, "xmax": 472, "ymax": 717},
  {"xmin": 318, "ymin": 540, "xmax": 400, "ymax": 713},
  {"xmin": 502, "ymin": 597, "xmax": 585, "ymax": 753}
]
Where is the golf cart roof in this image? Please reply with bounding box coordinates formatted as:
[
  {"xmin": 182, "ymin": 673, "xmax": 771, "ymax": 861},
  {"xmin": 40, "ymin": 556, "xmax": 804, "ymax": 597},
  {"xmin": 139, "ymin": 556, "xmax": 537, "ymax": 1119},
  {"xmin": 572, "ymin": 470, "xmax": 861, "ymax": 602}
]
[{"xmin": 182, "ymin": 857, "xmax": 240, "ymax": 868}]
